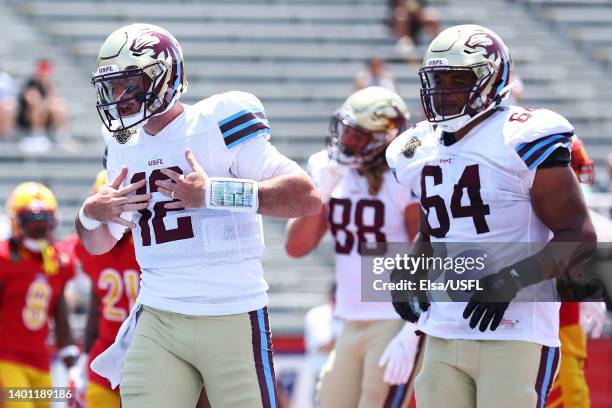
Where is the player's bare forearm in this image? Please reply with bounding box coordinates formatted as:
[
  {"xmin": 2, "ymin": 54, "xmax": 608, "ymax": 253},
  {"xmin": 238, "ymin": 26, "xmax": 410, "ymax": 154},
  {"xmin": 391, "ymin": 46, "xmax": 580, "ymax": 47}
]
[
  {"xmin": 404, "ymin": 202, "xmax": 420, "ymax": 242},
  {"xmin": 285, "ymin": 205, "xmax": 328, "ymax": 257},
  {"xmin": 53, "ymin": 293, "xmax": 74, "ymax": 350},
  {"xmin": 75, "ymin": 216, "xmax": 118, "ymax": 255},
  {"xmin": 530, "ymin": 166, "xmax": 597, "ymax": 280},
  {"xmin": 258, "ymin": 173, "xmax": 321, "ymax": 218},
  {"xmin": 84, "ymin": 289, "xmax": 100, "ymax": 354}
]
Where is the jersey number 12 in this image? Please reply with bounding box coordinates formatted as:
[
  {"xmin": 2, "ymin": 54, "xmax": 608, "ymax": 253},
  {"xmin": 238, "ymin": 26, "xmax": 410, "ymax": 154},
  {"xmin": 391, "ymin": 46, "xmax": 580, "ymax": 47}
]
[{"xmin": 132, "ymin": 168, "xmax": 195, "ymax": 246}]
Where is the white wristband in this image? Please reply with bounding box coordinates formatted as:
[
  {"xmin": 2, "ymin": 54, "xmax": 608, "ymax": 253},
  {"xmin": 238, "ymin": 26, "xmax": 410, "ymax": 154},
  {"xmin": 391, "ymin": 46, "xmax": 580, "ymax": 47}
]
[
  {"xmin": 57, "ymin": 344, "xmax": 80, "ymax": 359},
  {"xmin": 205, "ymin": 177, "xmax": 259, "ymax": 213},
  {"xmin": 79, "ymin": 206, "xmax": 101, "ymax": 230}
]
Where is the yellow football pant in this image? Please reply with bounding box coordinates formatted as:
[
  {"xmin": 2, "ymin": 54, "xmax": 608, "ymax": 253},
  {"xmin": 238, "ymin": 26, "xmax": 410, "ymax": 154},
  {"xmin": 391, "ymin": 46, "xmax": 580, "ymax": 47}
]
[
  {"xmin": 85, "ymin": 381, "xmax": 120, "ymax": 408},
  {"xmin": 0, "ymin": 360, "xmax": 51, "ymax": 408}
]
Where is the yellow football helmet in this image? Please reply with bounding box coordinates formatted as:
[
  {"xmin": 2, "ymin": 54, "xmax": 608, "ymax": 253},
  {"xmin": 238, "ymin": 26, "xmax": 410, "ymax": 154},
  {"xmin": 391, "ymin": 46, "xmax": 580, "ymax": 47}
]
[
  {"xmin": 91, "ymin": 170, "xmax": 108, "ymax": 194},
  {"xmin": 6, "ymin": 182, "xmax": 58, "ymax": 241}
]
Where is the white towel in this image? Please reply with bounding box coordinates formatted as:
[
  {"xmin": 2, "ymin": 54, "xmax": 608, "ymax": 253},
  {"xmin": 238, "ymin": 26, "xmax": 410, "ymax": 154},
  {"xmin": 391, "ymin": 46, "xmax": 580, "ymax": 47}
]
[{"xmin": 90, "ymin": 303, "xmax": 142, "ymax": 389}]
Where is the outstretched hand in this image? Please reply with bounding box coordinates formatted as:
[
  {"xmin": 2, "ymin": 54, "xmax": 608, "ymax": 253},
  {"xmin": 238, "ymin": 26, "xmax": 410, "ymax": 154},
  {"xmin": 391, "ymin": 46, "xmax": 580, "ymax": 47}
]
[{"xmin": 82, "ymin": 166, "xmax": 150, "ymax": 228}]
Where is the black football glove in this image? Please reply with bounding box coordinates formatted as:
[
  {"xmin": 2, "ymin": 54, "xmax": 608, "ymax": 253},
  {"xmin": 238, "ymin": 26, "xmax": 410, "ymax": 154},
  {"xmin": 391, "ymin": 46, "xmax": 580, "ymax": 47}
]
[
  {"xmin": 390, "ymin": 267, "xmax": 430, "ymax": 323},
  {"xmin": 462, "ymin": 267, "xmax": 523, "ymax": 332}
]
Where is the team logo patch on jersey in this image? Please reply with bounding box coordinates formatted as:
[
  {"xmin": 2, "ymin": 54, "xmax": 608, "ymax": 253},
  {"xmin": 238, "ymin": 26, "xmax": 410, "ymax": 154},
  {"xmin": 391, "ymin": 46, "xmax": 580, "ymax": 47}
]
[
  {"xmin": 114, "ymin": 128, "xmax": 136, "ymax": 144},
  {"xmin": 401, "ymin": 136, "xmax": 422, "ymax": 158}
]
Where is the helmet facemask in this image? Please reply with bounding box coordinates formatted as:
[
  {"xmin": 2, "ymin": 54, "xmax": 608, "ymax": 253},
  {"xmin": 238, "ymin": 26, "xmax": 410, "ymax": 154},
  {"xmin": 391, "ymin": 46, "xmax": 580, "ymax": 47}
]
[
  {"xmin": 16, "ymin": 210, "xmax": 57, "ymax": 242},
  {"xmin": 420, "ymin": 63, "xmax": 498, "ymax": 132},
  {"xmin": 328, "ymin": 109, "xmax": 402, "ymax": 168},
  {"xmin": 93, "ymin": 62, "xmax": 167, "ymax": 132}
]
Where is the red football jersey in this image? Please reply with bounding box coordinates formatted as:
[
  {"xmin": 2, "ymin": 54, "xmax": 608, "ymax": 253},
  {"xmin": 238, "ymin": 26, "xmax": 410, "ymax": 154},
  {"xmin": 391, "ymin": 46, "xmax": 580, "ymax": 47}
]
[
  {"xmin": 0, "ymin": 240, "xmax": 75, "ymax": 371},
  {"xmin": 69, "ymin": 234, "xmax": 140, "ymax": 389}
]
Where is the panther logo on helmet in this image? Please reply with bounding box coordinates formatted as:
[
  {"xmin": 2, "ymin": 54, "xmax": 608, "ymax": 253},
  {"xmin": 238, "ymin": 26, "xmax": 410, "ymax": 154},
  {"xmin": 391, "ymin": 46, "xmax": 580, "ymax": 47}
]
[{"xmin": 465, "ymin": 32, "xmax": 500, "ymax": 61}]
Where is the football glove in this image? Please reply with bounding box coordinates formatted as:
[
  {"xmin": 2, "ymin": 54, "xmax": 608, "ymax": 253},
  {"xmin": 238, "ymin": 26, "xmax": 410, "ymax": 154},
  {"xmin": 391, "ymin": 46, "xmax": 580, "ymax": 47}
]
[
  {"xmin": 378, "ymin": 323, "xmax": 419, "ymax": 385},
  {"xmin": 463, "ymin": 267, "xmax": 523, "ymax": 332},
  {"xmin": 580, "ymin": 301, "xmax": 607, "ymax": 339},
  {"xmin": 390, "ymin": 267, "xmax": 430, "ymax": 323}
]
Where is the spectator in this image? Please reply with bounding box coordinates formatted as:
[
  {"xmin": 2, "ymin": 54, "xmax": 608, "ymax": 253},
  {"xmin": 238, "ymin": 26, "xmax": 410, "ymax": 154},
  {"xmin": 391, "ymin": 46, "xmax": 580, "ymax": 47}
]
[
  {"xmin": 391, "ymin": 0, "xmax": 441, "ymax": 57},
  {"xmin": 354, "ymin": 58, "xmax": 398, "ymax": 93},
  {"xmin": 17, "ymin": 59, "xmax": 71, "ymax": 152},
  {"xmin": 0, "ymin": 68, "xmax": 16, "ymax": 141}
]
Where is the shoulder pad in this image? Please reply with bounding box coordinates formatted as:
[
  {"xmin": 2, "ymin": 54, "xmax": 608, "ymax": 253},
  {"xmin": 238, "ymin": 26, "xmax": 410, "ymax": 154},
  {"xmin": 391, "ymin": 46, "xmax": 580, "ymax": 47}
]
[
  {"xmin": 207, "ymin": 91, "xmax": 271, "ymax": 149},
  {"xmin": 504, "ymin": 108, "xmax": 574, "ymax": 169},
  {"xmin": 386, "ymin": 121, "xmax": 438, "ymax": 191}
]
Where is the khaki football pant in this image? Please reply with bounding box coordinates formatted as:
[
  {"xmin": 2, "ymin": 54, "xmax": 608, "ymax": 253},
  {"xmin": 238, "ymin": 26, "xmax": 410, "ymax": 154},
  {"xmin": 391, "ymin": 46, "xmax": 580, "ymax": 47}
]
[
  {"xmin": 415, "ymin": 336, "xmax": 561, "ymax": 408},
  {"xmin": 317, "ymin": 319, "xmax": 422, "ymax": 408},
  {"xmin": 120, "ymin": 306, "xmax": 278, "ymax": 408}
]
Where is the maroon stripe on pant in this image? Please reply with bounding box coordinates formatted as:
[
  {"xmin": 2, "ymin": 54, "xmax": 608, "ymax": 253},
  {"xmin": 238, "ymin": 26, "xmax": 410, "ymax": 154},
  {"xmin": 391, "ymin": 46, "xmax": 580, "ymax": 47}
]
[
  {"xmin": 534, "ymin": 346, "xmax": 550, "ymax": 408},
  {"xmin": 261, "ymin": 307, "xmax": 278, "ymax": 402},
  {"xmin": 250, "ymin": 310, "xmax": 271, "ymax": 408},
  {"xmin": 407, "ymin": 335, "xmax": 426, "ymax": 386},
  {"xmin": 382, "ymin": 334, "xmax": 424, "ymax": 408},
  {"xmin": 383, "ymin": 384, "xmax": 410, "ymax": 408},
  {"xmin": 542, "ymin": 348, "xmax": 560, "ymax": 405}
]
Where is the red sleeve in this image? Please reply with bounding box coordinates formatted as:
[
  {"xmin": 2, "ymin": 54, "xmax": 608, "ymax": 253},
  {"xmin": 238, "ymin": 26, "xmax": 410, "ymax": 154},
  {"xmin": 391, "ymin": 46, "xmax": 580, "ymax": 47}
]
[
  {"xmin": 0, "ymin": 243, "xmax": 10, "ymax": 284},
  {"xmin": 57, "ymin": 249, "xmax": 77, "ymax": 288}
]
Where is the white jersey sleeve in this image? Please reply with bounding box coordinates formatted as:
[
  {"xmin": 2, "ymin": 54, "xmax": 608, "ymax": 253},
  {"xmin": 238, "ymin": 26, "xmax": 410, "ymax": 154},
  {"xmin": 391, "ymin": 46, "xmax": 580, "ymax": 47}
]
[
  {"xmin": 211, "ymin": 91, "xmax": 271, "ymax": 149},
  {"xmin": 504, "ymin": 107, "xmax": 574, "ymax": 171},
  {"xmin": 208, "ymin": 91, "xmax": 303, "ymax": 180},
  {"xmin": 306, "ymin": 150, "xmax": 331, "ymax": 188},
  {"xmin": 386, "ymin": 121, "xmax": 438, "ymax": 198},
  {"xmin": 230, "ymin": 136, "xmax": 304, "ymax": 181}
]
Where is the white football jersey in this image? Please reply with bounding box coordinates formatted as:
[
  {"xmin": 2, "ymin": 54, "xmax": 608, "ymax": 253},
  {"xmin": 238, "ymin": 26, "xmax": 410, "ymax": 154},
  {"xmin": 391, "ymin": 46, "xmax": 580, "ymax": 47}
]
[
  {"xmin": 105, "ymin": 91, "xmax": 298, "ymax": 316},
  {"xmin": 387, "ymin": 106, "xmax": 575, "ymax": 346},
  {"xmin": 308, "ymin": 151, "xmax": 418, "ymax": 321}
]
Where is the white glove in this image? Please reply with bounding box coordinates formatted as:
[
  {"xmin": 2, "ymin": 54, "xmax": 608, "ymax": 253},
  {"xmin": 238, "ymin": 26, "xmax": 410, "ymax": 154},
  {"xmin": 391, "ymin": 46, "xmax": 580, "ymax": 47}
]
[
  {"xmin": 580, "ymin": 302, "xmax": 607, "ymax": 339},
  {"xmin": 69, "ymin": 354, "xmax": 88, "ymax": 392},
  {"xmin": 67, "ymin": 354, "xmax": 88, "ymax": 408},
  {"xmin": 378, "ymin": 323, "xmax": 419, "ymax": 385},
  {"xmin": 319, "ymin": 159, "xmax": 347, "ymax": 204}
]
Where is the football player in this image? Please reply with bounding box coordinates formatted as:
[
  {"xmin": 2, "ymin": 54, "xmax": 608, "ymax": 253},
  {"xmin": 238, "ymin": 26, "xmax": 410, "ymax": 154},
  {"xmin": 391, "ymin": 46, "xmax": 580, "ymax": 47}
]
[
  {"xmin": 0, "ymin": 182, "xmax": 78, "ymax": 408},
  {"xmin": 76, "ymin": 24, "xmax": 320, "ymax": 408},
  {"xmin": 386, "ymin": 25, "xmax": 596, "ymax": 407},
  {"xmin": 286, "ymin": 86, "xmax": 422, "ymax": 408},
  {"xmin": 63, "ymin": 170, "xmax": 141, "ymax": 408},
  {"xmin": 546, "ymin": 136, "xmax": 607, "ymax": 408}
]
